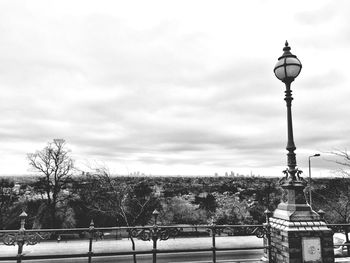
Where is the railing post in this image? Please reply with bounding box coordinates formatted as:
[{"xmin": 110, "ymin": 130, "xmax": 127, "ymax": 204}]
[
  {"xmin": 152, "ymin": 227, "xmax": 157, "ymax": 263},
  {"xmin": 211, "ymin": 222, "xmax": 216, "ymax": 263},
  {"xmin": 345, "ymin": 225, "xmax": 350, "ymax": 257},
  {"xmin": 264, "ymin": 209, "xmax": 272, "ymax": 262},
  {"xmin": 151, "ymin": 209, "xmax": 160, "ymax": 263},
  {"xmin": 16, "ymin": 211, "xmax": 27, "ymax": 263},
  {"xmin": 17, "ymin": 237, "xmax": 24, "ymax": 263},
  {"xmin": 317, "ymin": 209, "xmax": 325, "ymax": 222},
  {"xmin": 88, "ymin": 220, "xmax": 95, "ymax": 263}
]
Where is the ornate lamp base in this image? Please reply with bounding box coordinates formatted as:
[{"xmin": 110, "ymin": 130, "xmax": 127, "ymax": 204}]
[{"xmin": 273, "ymin": 182, "xmax": 320, "ymax": 221}]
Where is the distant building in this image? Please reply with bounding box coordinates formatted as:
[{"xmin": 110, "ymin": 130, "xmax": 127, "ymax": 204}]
[
  {"xmin": 1, "ymin": 187, "xmax": 12, "ymax": 195},
  {"xmin": 198, "ymin": 192, "xmax": 208, "ymax": 198},
  {"xmin": 153, "ymin": 185, "xmax": 164, "ymax": 197},
  {"xmin": 13, "ymin": 183, "xmax": 21, "ymax": 195}
]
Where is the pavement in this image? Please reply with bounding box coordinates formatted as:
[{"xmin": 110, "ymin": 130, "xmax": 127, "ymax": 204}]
[
  {"xmin": 0, "ymin": 235, "xmax": 263, "ymax": 256},
  {"xmin": 336, "ymin": 258, "xmax": 350, "ymax": 262},
  {"xmin": 1, "ymin": 236, "xmax": 350, "ymax": 262}
]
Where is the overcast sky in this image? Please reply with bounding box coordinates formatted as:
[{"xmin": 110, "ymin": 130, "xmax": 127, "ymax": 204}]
[{"xmin": 1, "ymin": 0, "xmax": 350, "ymax": 177}]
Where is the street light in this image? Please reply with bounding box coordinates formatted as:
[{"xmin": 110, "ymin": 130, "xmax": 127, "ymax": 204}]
[
  {"xmin": 274, "ymin": 40, "xmax": 302, "ymax": 182},
  {"xmin": 272, "ymin": 41, "xmax": 321, "ymax": 222},
  {"xmin": 308, "ymin": 153, "xmax": 320, "ymax": 208},
  {"xmin": 271, "ymin": 41, "xmax": 333, "ymax": 263}
]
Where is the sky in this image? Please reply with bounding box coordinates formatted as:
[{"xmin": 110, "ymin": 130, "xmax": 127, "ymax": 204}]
[{"xmin": 1, "ymin": 0, "xmax": 350, "ymax": 177}]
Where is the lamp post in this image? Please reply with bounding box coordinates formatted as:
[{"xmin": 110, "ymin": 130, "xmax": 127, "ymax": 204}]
[
  {"xmin": 272, "ymin": 41, "xmax": 319, "ymax": 221},
  {"xmin": 267, "ymin": 41, "xmax": 334, "ymax": 263},
  {"xmin": 274, "ymin": 40, "xmax": 302, "ymax": 181},
  {"xmin": 308, "ymin": 153, "xmax": 320, "ymax": 208}
]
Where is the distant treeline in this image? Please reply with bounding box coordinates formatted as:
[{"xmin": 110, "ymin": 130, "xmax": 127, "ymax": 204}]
[{"xmin": 1, "ymin": 175, "xmax": 349, "ymax": 230}]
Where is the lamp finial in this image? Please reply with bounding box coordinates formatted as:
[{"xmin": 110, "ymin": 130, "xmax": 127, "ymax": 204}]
[{"xmin": 283, "ymin": 41, "xmax": 291, "ymax": 52}]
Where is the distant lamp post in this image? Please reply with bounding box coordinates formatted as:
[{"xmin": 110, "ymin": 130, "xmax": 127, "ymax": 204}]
[
  {"xmin": 308, "ymin": 153, "xmax": 320, "ymax": 208},
  {"xmin": 152, "ymin": 209, "xmax": 160, "ymax": 225},
  {"xmin": 19, "ymin": 211, "xmax": 28, "ymax": 231}
]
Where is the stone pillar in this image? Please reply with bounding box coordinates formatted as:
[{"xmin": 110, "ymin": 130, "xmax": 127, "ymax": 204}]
[
  {"xmin": 266, "ymin": 180, "xmax": 334, "ymax": 263},
  {"xmin": 269, "ymin": 218, "xmax": 334, "ymax": 262}
]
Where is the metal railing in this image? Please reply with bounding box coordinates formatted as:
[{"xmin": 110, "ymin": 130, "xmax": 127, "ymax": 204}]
[
  {"xmin": 0, "ymin": 210, "xmax": 272, "ymax": 263},
  {"xmin": 327, "ymin": 223, "xmax": 350, "ymax": 258}
]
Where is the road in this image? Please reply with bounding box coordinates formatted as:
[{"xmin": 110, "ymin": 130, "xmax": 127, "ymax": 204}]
[{"xmin": 0, "ymin": 236, "xmax": 264, "ymax": 262}]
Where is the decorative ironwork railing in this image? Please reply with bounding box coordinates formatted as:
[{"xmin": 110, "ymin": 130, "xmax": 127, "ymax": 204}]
[
  {"xmin": 0, "ymin": 211, "xmax": 273, "ymax": 263},
  {"xmin": 327, "ymin": 224, "xmax": 350, "ymax": 257}
]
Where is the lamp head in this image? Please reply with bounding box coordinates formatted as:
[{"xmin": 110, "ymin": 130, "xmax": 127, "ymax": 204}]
[
  {"xmin": 152, "ymin": 209, "xmax": 160, "ymax": 216},
  {"xmin": 19, "ymin": 211, "xmax": 28, "ymax": 219},
  {"xmin": 274, "ymin": 41, "xmax": 302, "ymax": 83},
  {"xmin": 152, "ymin": 209, "xmax": 160, "ymax": 224}
]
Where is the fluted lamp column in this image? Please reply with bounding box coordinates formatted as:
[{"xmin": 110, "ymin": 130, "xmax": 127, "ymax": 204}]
[{"xmin": 273, "ymin": 41, "xmax": 319, "ymax": 221}]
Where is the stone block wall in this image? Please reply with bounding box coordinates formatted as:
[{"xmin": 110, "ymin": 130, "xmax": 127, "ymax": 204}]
[{"xmin": 267, "ymin": 218, "xmax": 334, "ymax": 263}]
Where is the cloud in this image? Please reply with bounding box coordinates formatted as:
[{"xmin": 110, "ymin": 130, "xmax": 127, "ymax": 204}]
[
  {"xmin": 294, "ymin": 1, "xmax": 340, "ymax": 25},
  {"xmin": 0, "ymin": 0, "xmax": 350, "ymax": 177}
]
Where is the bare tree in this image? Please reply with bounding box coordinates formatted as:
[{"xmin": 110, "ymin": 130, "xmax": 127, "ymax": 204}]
[
  {"xmin": 80, "ymin": 167, "xmax": 158, "ymax": 263},
  {"xmin": 27, "ymin": 139, "xmax": 74, "ymax": 228},
  {"xmin": 311, "ymin": 150, "xmax": 350, "ymax": 223},
  {"xmin": 329, "ymin": 150, "xmax": 350, "ymax": 176},
  {"xmin": 81, "ymin": 167, "xmax": 157, "ymax": 226}
]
